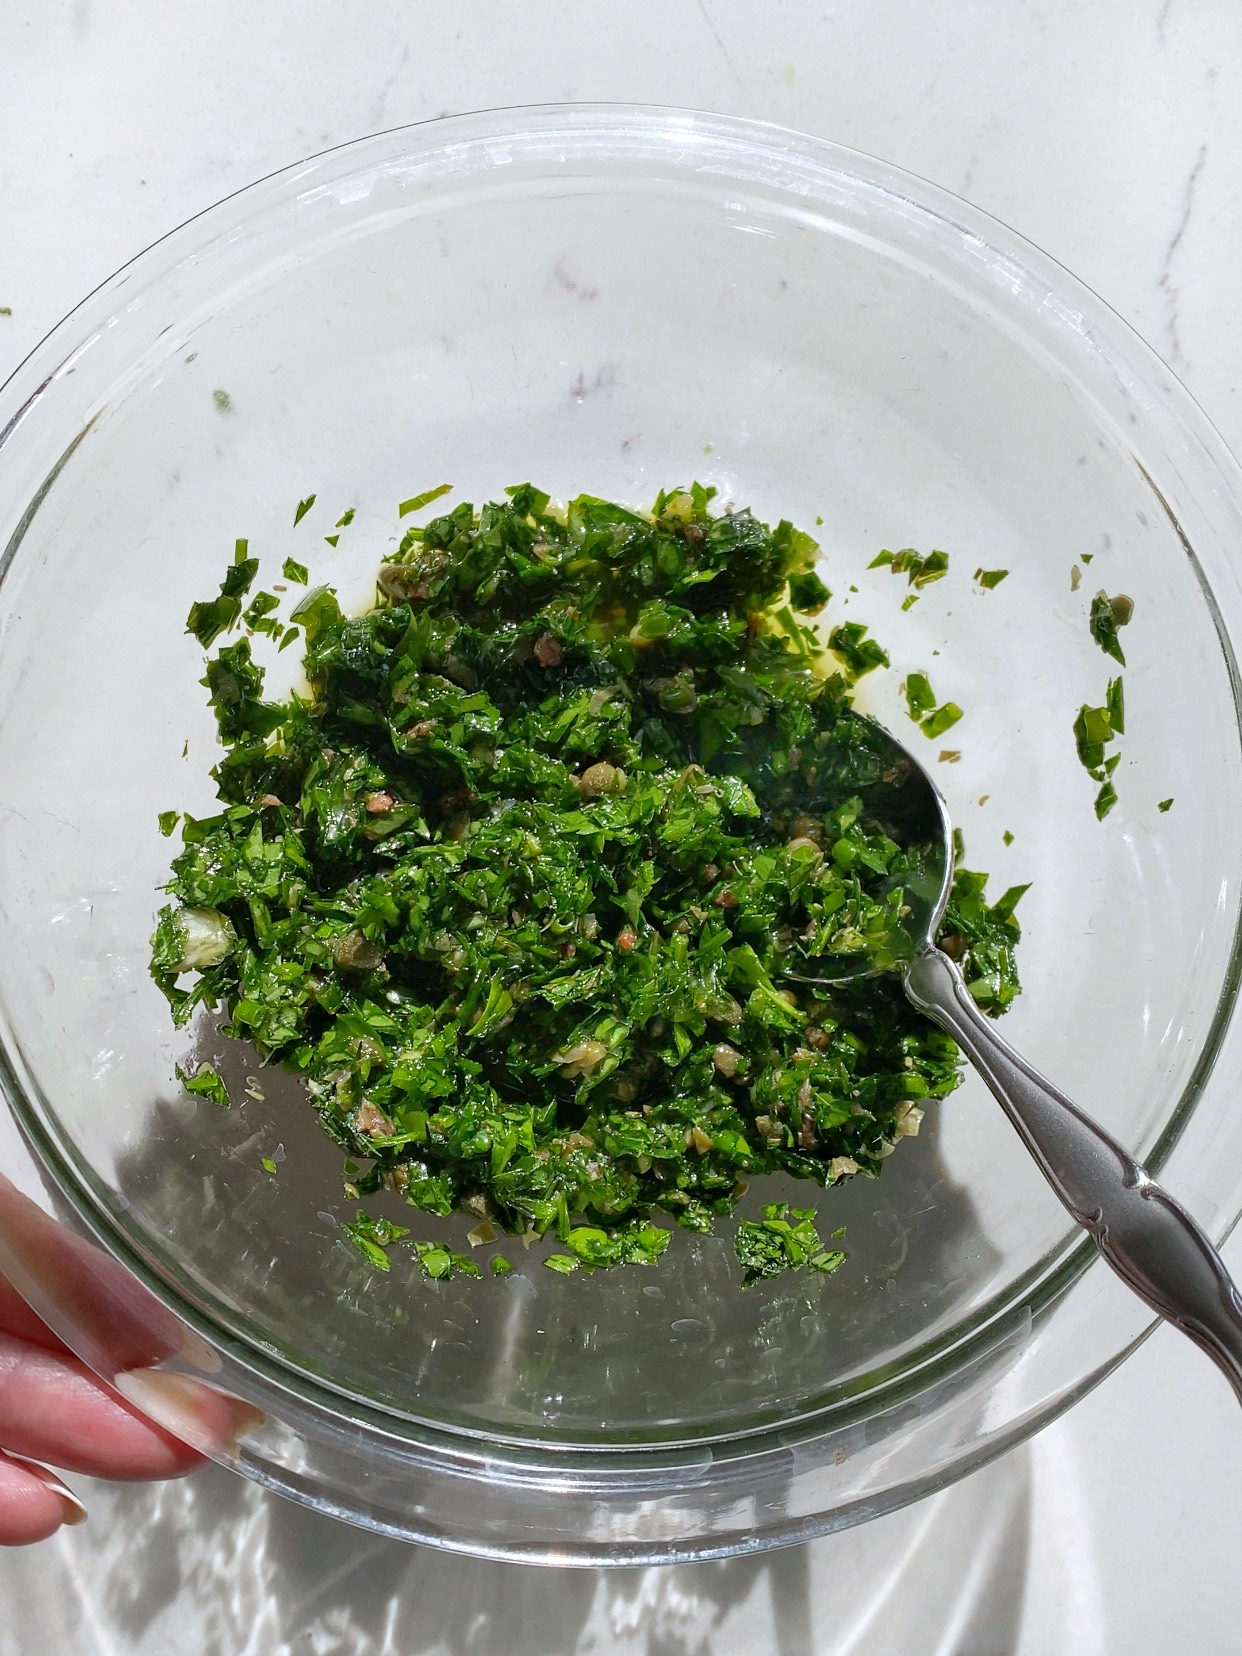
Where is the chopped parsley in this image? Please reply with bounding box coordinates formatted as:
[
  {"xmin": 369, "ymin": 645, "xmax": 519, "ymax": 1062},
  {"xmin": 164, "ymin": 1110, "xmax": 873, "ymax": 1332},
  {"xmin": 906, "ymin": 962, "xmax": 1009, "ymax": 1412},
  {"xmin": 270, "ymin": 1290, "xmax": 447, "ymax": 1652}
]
[
  {"xmin": 974, "ymin": 568, "xmax": 1008, "ymax": 589},
  {"xmin": 399, "ymin": 484, "xmax": 453, "ymax": 517},
  {"xmin": 868, "ymin": 548, "xmax": 950, "ymax": 588},
  {"xmin": 294, "ymin": 495, "xmax": 317, "ymax": 527},
  {"xmin": 1073, "ymin": 700, "xmax": 1117, "ymax": 770},
  {"xmin": 185, "ymin": 540, "xmax": 259, "ymax": 646},
  {"xmin": 903, "ymin": 672, "xmax": 963, "ymax": 740},
  {"xmin": 904, "ymin": 672, "xmax": 936, "ymax": 720},
  {"xmin": 734, "ymin": 1202, "xmax": 848, "ymax": 1285},
  {"xmin": 827, "ymin": 621, "xmax": 889, "ymax": 680},
  {"xmin": 788, "ymin": 570, "xmax": 831, "ymax": 614},
  {"xmin": 175, "ymin": 1062, "xmax": 231, "ymax": 1110},
  {"xmin": 1107, "ymin": 674, "xmax": 1125, "ymax": 736},
  {"xmin": 153, "ymin": 486, "xmax": 1024, "ymax": 1279},
  {"xmin": 1089, "ymin": 591, "xmax": 1133, "ymax": 666},
  {"xmin": 921, "ymin": 703, "xmax": 963, "ymax": 740},
  {"xmin": 1074, "ymin": 678, "xmax": 1125, "ymax": 819},
  {"xmin": 412, "ymin": 1238, "xmax": 479, "ymax": 1280},
  {"xmin": 1158, "ymin": 798, "xmax": 1174, "ymax": 813},
  {"xmin": 212, "ymin": 389, "xmax": 232, "ymax": 413},
  {"xmin": 1093, "ymin": 781, "xmax": 1118, "ymax": 821},
  {"xmin": 243, "ymin": 591, "xmax": 281, "ymax": 637},
  {"xmin": 282, "ymin": 557, "xmax": 309, "ymax": 585},
  {"xmin": 343, "ymin": 1211, "xmax": 409, "ymax": 1271}
]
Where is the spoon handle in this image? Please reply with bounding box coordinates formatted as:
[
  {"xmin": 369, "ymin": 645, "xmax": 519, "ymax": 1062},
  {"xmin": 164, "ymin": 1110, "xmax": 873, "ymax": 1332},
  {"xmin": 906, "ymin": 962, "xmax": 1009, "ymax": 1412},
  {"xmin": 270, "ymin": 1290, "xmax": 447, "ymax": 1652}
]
[{"xmin": 905, "ymin": 944, "xmax": 1242, "ymax": 1405}]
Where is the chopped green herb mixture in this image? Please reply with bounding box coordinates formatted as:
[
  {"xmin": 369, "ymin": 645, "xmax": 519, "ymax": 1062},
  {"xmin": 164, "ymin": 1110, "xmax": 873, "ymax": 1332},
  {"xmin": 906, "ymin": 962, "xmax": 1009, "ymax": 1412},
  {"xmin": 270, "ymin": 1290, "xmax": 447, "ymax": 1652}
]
[
  {"xmin": 734, "ymin": 1203, "xmax": 848, "ymax": 1286},
  {"xmin": 152, "ymin": 485, "xmax": 1025, "ymax": 1279}
]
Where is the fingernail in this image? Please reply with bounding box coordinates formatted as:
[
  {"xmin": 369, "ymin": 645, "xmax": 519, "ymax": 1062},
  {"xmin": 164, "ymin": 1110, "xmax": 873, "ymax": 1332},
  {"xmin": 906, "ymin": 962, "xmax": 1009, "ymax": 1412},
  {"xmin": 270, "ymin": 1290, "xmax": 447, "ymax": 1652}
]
[
  {"xmin": 10, "ymin": 1458, "xmax": 87, "ymax": 1526},
  {"xmin": 113, "ymin": 1367, "xmax": 265, "ymax": 1455},
  {"xmin": 176, "ymin": 1324, "xmax": 224, "ymax": 1375},
  {"xmin": 112, "ymin": 1368, "xmax": 214, "ymax": 1450}
]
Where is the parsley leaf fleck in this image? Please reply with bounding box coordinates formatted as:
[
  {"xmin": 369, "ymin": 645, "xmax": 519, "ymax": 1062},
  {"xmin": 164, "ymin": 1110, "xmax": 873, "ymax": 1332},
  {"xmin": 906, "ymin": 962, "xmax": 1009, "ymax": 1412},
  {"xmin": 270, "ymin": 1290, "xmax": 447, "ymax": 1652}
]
[
  {"xmin": 1089, "ymin": 591, "xmax": 1133, "ymax": 666},
  {"xmin": 399, "ymin": 484, "xmax": 453, "ymax": 517}
]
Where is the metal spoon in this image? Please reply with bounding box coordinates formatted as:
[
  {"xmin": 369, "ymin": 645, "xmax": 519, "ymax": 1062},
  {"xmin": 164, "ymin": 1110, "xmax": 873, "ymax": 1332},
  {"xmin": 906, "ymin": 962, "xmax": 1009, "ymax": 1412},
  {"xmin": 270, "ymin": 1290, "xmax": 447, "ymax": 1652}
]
[{"xmin": 792, "ymin": 718, "xmax": 1242, "ymax": 1404}]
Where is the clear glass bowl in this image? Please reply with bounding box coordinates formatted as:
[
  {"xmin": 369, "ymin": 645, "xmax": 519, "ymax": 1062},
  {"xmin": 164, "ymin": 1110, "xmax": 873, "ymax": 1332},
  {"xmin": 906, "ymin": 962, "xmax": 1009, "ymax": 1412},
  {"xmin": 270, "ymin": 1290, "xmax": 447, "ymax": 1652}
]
[{"xmin": 2, "ymin": 105, "xmax": 1242, "ymax": 1564}]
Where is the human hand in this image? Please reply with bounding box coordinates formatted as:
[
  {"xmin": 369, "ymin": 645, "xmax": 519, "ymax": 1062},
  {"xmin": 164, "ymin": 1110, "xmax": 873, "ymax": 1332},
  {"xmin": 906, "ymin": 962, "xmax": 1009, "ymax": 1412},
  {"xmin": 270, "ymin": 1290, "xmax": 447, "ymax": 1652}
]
[{"xmin": 0, "ymin": 1175, "xmax": 261, "ymax": 1544}]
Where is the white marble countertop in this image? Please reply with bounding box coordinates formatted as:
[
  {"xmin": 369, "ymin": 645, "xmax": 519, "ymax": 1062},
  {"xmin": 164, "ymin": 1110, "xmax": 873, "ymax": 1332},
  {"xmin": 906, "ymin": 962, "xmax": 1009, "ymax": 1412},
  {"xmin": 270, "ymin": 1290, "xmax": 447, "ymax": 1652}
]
[{"xmin": 2, "ymin": 2, "xmax": 1241, "ymax": 1650}]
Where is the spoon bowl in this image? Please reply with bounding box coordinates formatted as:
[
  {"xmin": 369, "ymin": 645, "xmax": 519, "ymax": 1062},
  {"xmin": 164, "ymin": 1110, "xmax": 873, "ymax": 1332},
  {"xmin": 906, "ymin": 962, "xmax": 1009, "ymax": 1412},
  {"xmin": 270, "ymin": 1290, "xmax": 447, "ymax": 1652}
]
[
  {"xmin": 784, "ymin": 715, "xmax": 955, "ymax": 983},
  {"xmin": 794, "ymin": 716, "xmax": 1242, "ymax": 1405}
]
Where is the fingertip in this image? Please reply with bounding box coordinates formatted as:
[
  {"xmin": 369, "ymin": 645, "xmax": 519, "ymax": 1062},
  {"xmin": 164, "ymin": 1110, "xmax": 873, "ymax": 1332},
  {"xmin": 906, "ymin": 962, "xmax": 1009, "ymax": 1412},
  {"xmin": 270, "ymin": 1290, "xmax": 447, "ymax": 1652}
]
[
  {"xmin": 19, "ymin": 1460, "xmax": 87, "ymax": 1526},
  {"xmin": 0, "ymin": 1455, "xmax": 86, "ymax": 1546},
  {"xmin": 0, "ymin": 1333, "xmax": 207, "ymax": 1481}
]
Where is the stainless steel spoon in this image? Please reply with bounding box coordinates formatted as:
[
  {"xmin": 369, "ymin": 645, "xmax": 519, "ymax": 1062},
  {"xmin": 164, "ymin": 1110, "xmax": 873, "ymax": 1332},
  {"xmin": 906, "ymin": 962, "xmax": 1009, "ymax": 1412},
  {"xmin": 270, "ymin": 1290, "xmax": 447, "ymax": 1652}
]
[{"xmin": 792, "ymin": 718, "xmax": 1242, "ymax": 1404}]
